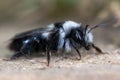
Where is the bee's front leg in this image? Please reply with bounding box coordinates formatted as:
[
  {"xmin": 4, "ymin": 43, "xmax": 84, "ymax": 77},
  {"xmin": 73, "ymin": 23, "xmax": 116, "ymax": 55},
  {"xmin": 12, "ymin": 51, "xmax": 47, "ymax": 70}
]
[{"xmin": 92, "ymin": 44, "xmax": 103, "ymax": 53}]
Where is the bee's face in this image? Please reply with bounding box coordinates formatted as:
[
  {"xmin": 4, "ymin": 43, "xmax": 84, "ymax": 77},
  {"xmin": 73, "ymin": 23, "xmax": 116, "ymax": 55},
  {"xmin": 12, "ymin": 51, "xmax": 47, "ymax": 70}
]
[
  {"xmin": 69, "ymin": 26, "xmax": 93, "ymax": 50},
  {"xmin": 75, "ymin": 27, "xmax": 93, "ymax": 50},
  {"xmin": 83, "ymin": 29, "xmax": 93, "ymax": 50}
]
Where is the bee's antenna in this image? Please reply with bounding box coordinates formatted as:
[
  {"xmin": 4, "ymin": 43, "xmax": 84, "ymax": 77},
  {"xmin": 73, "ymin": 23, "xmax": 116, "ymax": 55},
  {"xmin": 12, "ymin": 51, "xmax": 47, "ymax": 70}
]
[
  {"xmin": 87, "ymin": 24, "xmax": 106, "ymax": 33},
  {"xmin": 88, "ymin": 25, "xmax": 99, "ymax": 33},
  {"xmin": 85, "ymin": 25, "xmax": 89, "ymax": 31},
  {"xmin": 85, "ymin": 24, "xmax": 89, "ymax": 35}
]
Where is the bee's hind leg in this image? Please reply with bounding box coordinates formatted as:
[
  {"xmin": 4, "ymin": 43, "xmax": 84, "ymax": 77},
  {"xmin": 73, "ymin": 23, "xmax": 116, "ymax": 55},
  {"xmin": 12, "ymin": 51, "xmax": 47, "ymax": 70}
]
[
  {"xmin": 10, "ymin": 52, "xmax": 23, "ymax": 60},
  {"xmin": 10, "ymin": 42, "xmax": 36, "ymax": 60}
]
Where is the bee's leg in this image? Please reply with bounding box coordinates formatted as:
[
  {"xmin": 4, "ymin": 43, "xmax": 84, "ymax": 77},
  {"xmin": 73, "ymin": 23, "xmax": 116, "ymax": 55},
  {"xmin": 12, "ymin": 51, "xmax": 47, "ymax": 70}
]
[
  {"xmin": 72, "ymin": 46, "xmax": 81, "ymax": 60},
  {"xmin": 92, "ymin": 44, "xmax": 103, "ymax": 53},
  {"xmin": 10, "ymin": 45, "xmax": 29, "ymax": 60},
  {"xmin": 10, "ymin": 52, "xmax": 23, "ymax": 60},
  {"xmin": 46, "ymin": 47, "xmax": 51, "ymax": 66},
  {"xmin": 70, "ymin": 40, "xmax": 81, "ymax": 60},
  {"xmin": 10, "ymin": 41, "xmax": 36, "ymax": 59}
]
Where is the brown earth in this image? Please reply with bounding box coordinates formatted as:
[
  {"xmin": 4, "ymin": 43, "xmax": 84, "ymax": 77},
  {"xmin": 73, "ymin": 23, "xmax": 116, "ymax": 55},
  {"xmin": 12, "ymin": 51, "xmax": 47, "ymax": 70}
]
[{"xmin": 0, "ymin": 49, "xmax": 120, "ymax": 80}]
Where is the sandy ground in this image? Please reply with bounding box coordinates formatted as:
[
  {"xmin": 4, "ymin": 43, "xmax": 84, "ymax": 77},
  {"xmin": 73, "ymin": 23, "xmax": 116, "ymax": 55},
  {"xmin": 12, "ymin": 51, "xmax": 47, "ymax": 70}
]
[{"xmin": 0, "ymin": 48, "xmax": 119, "ymax": 80}]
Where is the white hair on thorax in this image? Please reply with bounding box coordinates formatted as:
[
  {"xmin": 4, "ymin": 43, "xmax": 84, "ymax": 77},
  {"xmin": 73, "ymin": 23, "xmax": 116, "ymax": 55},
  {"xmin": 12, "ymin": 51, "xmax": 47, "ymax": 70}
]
[
  {"xmin": 62, "ymin": 21, "xmax": 81, "ymax": 34},
  {"xmin": 47, "ymin": 21, "xmax": 82, "ymax": 51},
  {"xmin": 57, "ymin": 21, "xmax": 82, "ymax": 50},
  {"xmin": 65, "ymin": 39, "xmax": 71, "ymax": 52}
]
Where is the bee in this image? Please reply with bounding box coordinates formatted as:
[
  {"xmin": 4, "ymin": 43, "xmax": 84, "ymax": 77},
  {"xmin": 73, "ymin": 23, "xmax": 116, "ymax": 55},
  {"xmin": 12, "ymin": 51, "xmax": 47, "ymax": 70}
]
[{"xmin": 8, "ymin": 20, "xmax": 102, "ymax": 66}]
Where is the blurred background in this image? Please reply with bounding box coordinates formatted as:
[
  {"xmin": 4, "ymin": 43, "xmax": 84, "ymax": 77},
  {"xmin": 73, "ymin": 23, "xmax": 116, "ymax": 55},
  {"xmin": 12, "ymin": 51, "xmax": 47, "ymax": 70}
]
[{"xmin": 0, "ymin": 0, "xmax": 120, "ymax": 57}]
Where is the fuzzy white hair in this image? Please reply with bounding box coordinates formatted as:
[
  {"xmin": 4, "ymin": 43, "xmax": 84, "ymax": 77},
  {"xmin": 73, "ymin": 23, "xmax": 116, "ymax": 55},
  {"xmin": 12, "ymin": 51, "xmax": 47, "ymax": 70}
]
[
  {"xmin": 63, "ymin": 21, "xmax": 81, "ymax": 34},
  {"xmin": 41, "ymin": 32, "xmax": 50, "ymax": 38},
  {"xmin": 85, "ymin": 29, "xmax": 93, "ymax": 43},
  {"xmin": 57, "ymin": 21, "xmax": 81, "ymax": 51}
]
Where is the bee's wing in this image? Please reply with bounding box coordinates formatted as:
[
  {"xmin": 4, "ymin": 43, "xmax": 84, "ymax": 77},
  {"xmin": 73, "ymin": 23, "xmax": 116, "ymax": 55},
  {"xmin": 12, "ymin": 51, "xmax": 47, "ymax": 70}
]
[
  {"xmin": 9, "ymin": 27, "xmax": 58, "ymax": 51},
  {"xmin": 11, "ymin": 27, "xmax": 56, "ymax": 40}
]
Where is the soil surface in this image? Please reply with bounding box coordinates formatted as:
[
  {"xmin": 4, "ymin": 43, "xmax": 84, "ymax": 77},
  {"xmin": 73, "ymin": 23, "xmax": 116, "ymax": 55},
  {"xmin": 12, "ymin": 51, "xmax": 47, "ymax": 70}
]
[{"xmin": 0, "ymin": 49, "xmax": 120, "ymax": 80}]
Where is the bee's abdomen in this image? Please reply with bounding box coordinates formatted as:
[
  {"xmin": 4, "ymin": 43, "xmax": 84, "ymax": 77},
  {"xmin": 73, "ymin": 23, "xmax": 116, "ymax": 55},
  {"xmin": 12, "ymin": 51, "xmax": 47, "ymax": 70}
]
[{"xmin": 9, "ymin": 38, "xmax": 25, "ymax": 51}]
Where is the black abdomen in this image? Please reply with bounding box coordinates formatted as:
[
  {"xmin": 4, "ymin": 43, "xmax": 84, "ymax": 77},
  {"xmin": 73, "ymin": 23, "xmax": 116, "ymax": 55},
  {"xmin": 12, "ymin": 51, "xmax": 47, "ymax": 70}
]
[{"xmin": 9, "ymin": 37, "xmax": 28, "ymax": 51}]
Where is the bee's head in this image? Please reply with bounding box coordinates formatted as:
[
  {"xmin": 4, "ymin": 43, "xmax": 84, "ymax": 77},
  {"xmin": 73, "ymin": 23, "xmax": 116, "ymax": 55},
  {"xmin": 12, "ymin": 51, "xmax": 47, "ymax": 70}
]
[
  {"xmin": 82, "ymin": 24, "xmax": 102, "ymax": 50},
  {"xmin": 70, "ymin": 23, "xmax": 101, "ymax": 50},
  {"xmin": 70, "ymin": 25, "xmax": 90, "ymax": 48},
  {"xmin": 81, "ymin": 25, "xmax": 93, "ymax": 50}
]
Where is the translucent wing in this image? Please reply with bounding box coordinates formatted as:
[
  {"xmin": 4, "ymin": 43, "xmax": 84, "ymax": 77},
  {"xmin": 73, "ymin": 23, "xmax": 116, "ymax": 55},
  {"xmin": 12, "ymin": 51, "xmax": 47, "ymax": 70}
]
[
  {"xmin": 9, "ymin": 27, "xmax": 58, "ymax": 51},
  {"xmin": 12, "ymin": 27, "xmax": 55, "ymax": 40}
]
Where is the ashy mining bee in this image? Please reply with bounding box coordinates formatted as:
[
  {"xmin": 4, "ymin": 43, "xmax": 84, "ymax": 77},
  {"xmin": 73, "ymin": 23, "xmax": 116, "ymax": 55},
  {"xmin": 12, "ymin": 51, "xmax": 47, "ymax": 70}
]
[{"xmin": 8, "ymin": 20, "xmax": 103, "ymax": 66}]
